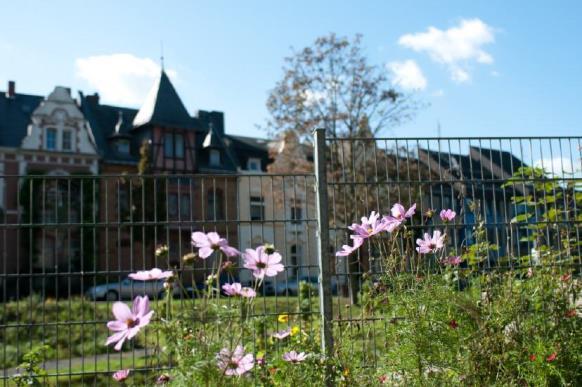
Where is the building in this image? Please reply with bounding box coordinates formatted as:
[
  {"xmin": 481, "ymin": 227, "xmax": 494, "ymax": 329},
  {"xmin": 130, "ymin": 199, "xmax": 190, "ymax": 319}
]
[{"xmin": 0, "ymin": 73, "xmax": 316, "ymax": 297}]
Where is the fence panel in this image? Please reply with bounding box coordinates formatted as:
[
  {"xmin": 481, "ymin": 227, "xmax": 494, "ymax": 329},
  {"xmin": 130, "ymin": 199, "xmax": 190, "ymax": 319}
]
[
  {"xmin": 324, "ymin": 135, "xmax": 581, "ymax": 369},
  {"xmin": 0, "ymin": 173, "xmax": 320, "ymax": 385}
]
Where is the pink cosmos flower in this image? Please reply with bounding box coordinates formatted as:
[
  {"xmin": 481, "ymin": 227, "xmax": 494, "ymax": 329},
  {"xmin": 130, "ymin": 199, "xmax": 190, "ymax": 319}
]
[
  {"xmin": 112, "ymin": 369, "xmax": 130, "ymax": 382},
  {"xmin": 442, "ymin": 256, "xmax": 462, "ymax": 266},
  {"xmin": 191, "ymin": 231, "xmax": 240, "ymax": 259},
  {"xmin": 222, "ymin": 282, "xmax": 256, "ymax": 298},
  {"xmin": 243, "ymin": 246, "xmax": 284, "ymax": 279},
  {"xmin": 348, "ymin": 211, "xmax": 387, "ymax": 239},
  {"xmin": 282, "ymin": 351, "xmax": 307, "ymax": 363},
  {"xmin": 336, "ymin": 236, "xmax": 364, "ymax": 257},
  {"xmin": 216, "ymin": 345, "xmax": 254, "ymax": 376},
  {"xmin": 272, "ymin": 328, "xmax": 291, "ymax": 340},
  {"xmin": 128, "ymin": 268, "xmax": 173, "ymax": 281},
  {"xmin": 416, "ymin": 230, "xmax": 445, "ymax": 254},
  {"xmin": 391, "ymin": 203, "xmax": 416, "ymax": 221},
  {"xmin": 240, "ymin": 287, "xmax": 257, "ymax": 298},
  {"xmin": 382, "ymin": 203, "xmax": 416, "ymax": 232},
  {"xmin": 106, "ymin": 296, "xmax": 154, "ymax": 351},
  {"xmin": 440, "ymin": 209, "xmax": 456, "ymax": 222}
]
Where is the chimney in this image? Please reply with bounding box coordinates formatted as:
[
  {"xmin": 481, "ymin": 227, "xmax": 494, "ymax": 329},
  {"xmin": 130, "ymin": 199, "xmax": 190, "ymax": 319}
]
[{"xmin": 6, "ymin": 81, "xmax": 15, "ymax": 98}]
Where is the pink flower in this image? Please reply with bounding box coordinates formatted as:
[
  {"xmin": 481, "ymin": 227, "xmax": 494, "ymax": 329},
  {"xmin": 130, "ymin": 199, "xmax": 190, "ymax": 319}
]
[
  {"xmin": 416, "ymin": 230, "xmax": 445, "ymax": 254},
  {"xmin": 546, "ymin": 352, "xmax": 557, "ymax": 362},
  {"xmin": 216, "ymin": 345, "xmax": 254, "ymax": 376},
  {"xmin": 440, "ymin": 209, "xmax": 456, "ymax": 222},
  {"xmin": 222, "ymin": 282, "xmax": 256, "ymax": 298},
  {"xmin": 391, "ymin": 203, "xmax": 416, "ymax": 221},
  {"xmin": 282, "ymin": 351, "xmax": 307, "ymax": 363},
  {"xmin": 348, "ymin": 211, "xmax": 388, "ymax": 239},
  {"xmin": 128, "ymin": 268, "xmax": 173, "ymax": 281},
  {"xmin": 336, "ymin": 236, "xmax": 364, "ymax": 256},
  {"xmin": 382, "ymin": 203, "xmax": 416, "ymax": 232},
  {"xmin": 112, "ymin": 369, "xmax": 130, "ymax": 382},
  {"xmin": 272, "ymin": 328, "xmax": 291, "ymax": 340},
  {"xmin": 222, "ymin": 282, "xmax": 243, "ymax": 296},
  {"xmin": 106, "ymin": 296, "xmax": 154, "ymax": 351},
  {"xmin": 442, "ymin": 256, "xmax": 462, "ymax": 266},
  {"xmin": 240, "ymin": 287, "xmax": 257, "ymax": 298},
  {"xmin": 243, "ymin": 246, "xmax": 284, "ymax": 279},
  {"xmin": 191, "ymin": 231, "xmax": 240, "ymax": 259}
]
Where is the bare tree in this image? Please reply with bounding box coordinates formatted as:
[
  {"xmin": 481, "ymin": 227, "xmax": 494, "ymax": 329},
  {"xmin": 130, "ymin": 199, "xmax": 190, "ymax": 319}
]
[
  {"xmin": 265, "ymin": 33, "xmax": 426, "ymax": 304},
  {"xmin": 266, "ymin": 33, "xmax": 420, "ymax": 141}
]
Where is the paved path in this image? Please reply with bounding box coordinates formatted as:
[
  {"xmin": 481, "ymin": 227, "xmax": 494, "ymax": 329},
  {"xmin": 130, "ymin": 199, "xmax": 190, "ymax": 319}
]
[{"xmin": 3, "ymin": 349, "xmax": 148, "ymax": 378}]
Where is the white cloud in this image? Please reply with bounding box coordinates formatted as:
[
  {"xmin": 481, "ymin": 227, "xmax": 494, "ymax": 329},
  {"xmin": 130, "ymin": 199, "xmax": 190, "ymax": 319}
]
[
  {"xmin": 534, "ymin": 157, "xmax": 578, "ymax": 177},
  {"xmin": 75, "ymin": 53, "xmax": 177, "ymax": 106},
  {"xmin": 398, "ymin": 18, "xmax": 495, "ymax": 83},
  {"xmin": 387, "ymin": 60, "xmax": 427, "ymax": 91}
]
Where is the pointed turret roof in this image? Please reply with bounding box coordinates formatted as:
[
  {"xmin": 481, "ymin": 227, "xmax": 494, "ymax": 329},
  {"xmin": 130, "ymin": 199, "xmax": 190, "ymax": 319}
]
[{"xmin": 132, "ymin": 70, "xmax": 194, "ymax": 129}]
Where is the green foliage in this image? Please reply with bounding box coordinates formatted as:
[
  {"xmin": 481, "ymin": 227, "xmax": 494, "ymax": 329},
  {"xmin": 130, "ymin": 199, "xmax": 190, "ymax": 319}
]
[{"xmin": 11, "ymin": 345, "xmax": 49, "ymax": 386}]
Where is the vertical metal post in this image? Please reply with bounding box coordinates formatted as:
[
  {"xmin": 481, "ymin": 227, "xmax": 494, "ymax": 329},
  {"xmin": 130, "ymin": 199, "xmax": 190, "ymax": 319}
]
[{"xmin": 313, "ymin": 128, "xmax": 334, "ymax": 371}]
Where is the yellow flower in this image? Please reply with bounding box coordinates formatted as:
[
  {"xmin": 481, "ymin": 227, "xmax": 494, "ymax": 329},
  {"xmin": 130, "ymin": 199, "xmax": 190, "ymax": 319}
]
[
  {"xmin": 290, "ymin": 326, "xmax": 300, "ymax": 336},
  {"xmin": 277, "ymin": 314, "xmax": 289, "ymax": 323},
  {"xmin": 343, "ymin": 367, "xmax": 350, "ymax": 377}
]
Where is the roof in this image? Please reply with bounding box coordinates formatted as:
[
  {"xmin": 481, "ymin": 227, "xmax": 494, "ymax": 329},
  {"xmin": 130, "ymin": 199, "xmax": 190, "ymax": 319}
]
[
  {"xmin": 79, "ymin": 94, "xmax": 139, "ymax": 163},
  {"xmin": 132, "ymin": 70, "xmax": 194, "ymax": 129},
  {"xmin": 470, "ymin": 146, "xmax": 526, "ymax": 178},
  {"xmin": 0, "ymin": 92, "xmax": 43, "ymax": 147},
  {"xmin": 419, "ymin": 148, "xmax": 485, "ymax": 180}
]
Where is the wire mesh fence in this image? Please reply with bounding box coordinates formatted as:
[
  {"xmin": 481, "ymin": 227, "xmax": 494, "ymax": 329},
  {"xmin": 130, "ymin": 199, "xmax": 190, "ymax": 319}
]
[
  {"xmin": 326, "ymin": 135, "xmax": 582, "ymax": 370},
  {"xmin": 0, "ymin": 133, "xmax": 581, "ymax": 384},
  {"xmin": 0, "ymin": 172, "xmax": 321, "ymax": 384}
]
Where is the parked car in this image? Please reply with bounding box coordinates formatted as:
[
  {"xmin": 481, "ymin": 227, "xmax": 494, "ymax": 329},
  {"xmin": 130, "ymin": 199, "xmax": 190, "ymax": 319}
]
[
  {"xmin": 274, "ymin": 276, "xmax": 337, "ymax": 296},
  {"xmin": 85, "ymin": 278, "xmax": 194, "ymax": 301}
]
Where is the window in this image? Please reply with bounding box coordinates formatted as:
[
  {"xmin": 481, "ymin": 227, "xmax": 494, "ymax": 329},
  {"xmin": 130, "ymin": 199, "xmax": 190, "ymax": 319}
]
[
  {"xmin": 290, "ymin": 245, "xmax": 302, "ymax": 276},
  {"xmin": 247, "ymin": 158, "xmax": 261, "ymax": 171},
  {"xmin": 116, "ymin": 140, "xmax": 130, "ymax": 155},
  {"xmin": 180, "ymin": 194, "xmax": 190, "ymax": 218},
  {"xmin": 175, "ymin": 134, "xmax": 184, "ymax": 158},
  {"xmin": 62, "ymin": 130, "xmax": 72, "ymax": 151},
  {"xmin": 164, "ymin": 133, "xmax": 185, "ymax": 159},
  {"xmin": 168, "ymin": 193, "xmax": 178, "ymax": 219},
  {"xmin": 164, "ymin": 133, "xmax": 174, "ymax": 157},
  {"xmin": 46, "ymin": 128, "xmax": 57, "ymax": 150},
  {"xmin": 209, "ymin": 149, "xmax": 221, "ymax": 166},
  {"xmin": 291, "ymin": 204, "xmax": 303, "ymax": 224},
  {"xmin": 250, "ymin": 196, "xmax": 265, "ymax": 221},
  {"xmin": 207, "ymin": 189, "xmax": 224, "ymax": 220}
]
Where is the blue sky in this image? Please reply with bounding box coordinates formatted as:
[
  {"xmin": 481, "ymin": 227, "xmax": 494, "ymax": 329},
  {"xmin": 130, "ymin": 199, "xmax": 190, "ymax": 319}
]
[{"xmin": 1, "ymin": 1, "xmax": 581, "ymax": 139}]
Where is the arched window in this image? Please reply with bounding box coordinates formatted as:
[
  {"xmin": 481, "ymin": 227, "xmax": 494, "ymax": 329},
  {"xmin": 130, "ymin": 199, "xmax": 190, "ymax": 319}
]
[{"xmin": 207, "ymin": 188, "xmax": 224, "ymax": 220}]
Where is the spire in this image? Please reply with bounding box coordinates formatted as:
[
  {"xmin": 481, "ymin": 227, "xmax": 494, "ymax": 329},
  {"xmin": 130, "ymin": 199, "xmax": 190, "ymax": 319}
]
[{"xmin": 132, "ymin": 70, "xmax": 193, "ymax": 129}]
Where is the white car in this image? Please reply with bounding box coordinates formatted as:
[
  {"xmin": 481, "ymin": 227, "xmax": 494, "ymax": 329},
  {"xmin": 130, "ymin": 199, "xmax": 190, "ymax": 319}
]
[{"xmin": 85, "ymin": 277, "xmax": 190, "ymax": 301}]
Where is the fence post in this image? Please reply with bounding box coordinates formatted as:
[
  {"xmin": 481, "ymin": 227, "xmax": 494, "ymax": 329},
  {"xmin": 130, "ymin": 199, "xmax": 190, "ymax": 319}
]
[{"xmin": 313, "ymin": 128, "xmax": 334, "ymax": 378}]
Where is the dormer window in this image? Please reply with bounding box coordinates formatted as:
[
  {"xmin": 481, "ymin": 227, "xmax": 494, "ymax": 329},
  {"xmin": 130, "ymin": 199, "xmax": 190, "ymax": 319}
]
[
  {"xmin": 209, "ymin": 149, "xmax": 221, "ymax": 166},
  {"xmin": 247, "ymin": 158, "xmax": 261, "ymax": 171},
  {"xmin": 62, "ymin": 130, "xmax": 72, "ymax": 151},
  {"xmin": 115, "ymin": 139, "xmax": 130, "ymax": 155},
  {"xmin": 46, "ymin": 128, "xmax": 57, "ymax": 150}
]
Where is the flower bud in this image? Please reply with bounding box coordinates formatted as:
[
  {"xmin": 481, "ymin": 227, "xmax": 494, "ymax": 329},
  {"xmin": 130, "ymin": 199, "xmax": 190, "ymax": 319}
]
[
  {"xmin": 263, "ymin": 243, "xmax": 276, "ymax": 255},
  {"xmin": 155, "ymin": 245, "xmax": 169, "ymax": 258},
  {"xmin": 182, "ymin": 252, "xmax": 198, "ymax": 264}
]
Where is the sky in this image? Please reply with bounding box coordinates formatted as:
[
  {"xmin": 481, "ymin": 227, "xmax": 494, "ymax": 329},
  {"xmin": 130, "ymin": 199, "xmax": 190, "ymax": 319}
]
[{"xmin": 1, "ymin": 1, "xmax": 581, "ymax": 141}]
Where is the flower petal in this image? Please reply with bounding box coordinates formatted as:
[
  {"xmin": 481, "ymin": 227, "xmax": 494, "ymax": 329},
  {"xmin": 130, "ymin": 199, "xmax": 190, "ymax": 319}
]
[{"xmin": 112, "ymin": 302, "xmax": 132, "ymax": 322}]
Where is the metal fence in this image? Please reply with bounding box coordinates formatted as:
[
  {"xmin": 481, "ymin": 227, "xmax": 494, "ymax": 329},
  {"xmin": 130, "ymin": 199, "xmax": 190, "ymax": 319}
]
[
  {"xmin": 0, "ymin": 130, "xmax": 580, "ymax": 383},
  {"xmin": 323, "ymin": 133, "xmax": 581, "ymax": 368}
]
